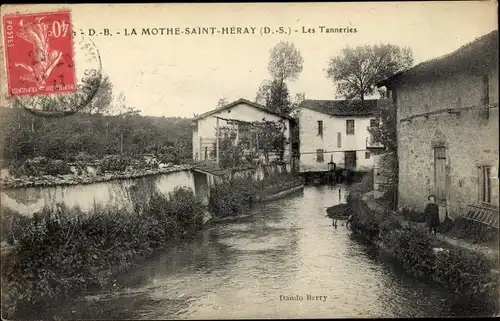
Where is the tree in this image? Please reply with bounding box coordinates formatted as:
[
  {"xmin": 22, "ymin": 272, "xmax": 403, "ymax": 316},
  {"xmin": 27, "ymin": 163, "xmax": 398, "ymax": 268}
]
[
  {"xmin": 217, "ymin": 98, "xmax": 229, "ymax": 108},
  {"xmin": 265, "ymin": 79, "xmax": 292, "ymax": 115},
  {"xmin": 268, "ymin": 41, "xmax": 304, "ymax": 83},
  {"xmin": 79, "ymin": 74, "xmax": 114, "ymax": 115},
  {"xmin": 326, "ymin": 44, "xmax": 413, "ymax": 101}
]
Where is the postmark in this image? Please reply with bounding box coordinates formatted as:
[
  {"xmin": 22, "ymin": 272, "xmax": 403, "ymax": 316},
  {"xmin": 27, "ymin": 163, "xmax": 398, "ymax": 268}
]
[{"xmin": 2, "ymin": 10, "xmax": 103, "ymax": 117}]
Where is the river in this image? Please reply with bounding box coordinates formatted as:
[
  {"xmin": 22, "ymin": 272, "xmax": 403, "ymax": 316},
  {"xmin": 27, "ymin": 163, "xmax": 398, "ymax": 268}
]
[{"xmin": 50, "ymin": 185, "xmax": 490, "ymax": 319}]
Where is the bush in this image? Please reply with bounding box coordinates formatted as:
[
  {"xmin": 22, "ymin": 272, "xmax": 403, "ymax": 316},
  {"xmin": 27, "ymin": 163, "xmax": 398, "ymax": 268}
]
[
  {"xmin": 347, "ymin": 194, "xmax": 380, "ymax": 241},
  {"xmin": 45, "ymin": 160, "xmax": 72, "ymax": 176},
  {"xmin": 400, "ymin": 207, "xmax": 426, "ymax": 223},
  {"xmin": 0, "ymin": 187, "xmax": 203, "ymax": 319},
  {"xmin": 379, "ymin": 213, "xmax": 402, "ymax": 237},
  {"xmin": 382, "ymin": 227, "xmax": 435, "ymax": 278},
  {"xmin": 434, "ymin": 246, "xmax": 499, "ymax": 299},
  {"xmin": 380, "ymin": 224, "xmax": 499, "ymax": 311},
  {"xmin": 448, "ymin": 217, "xmax": 499, "ymax": 246},
  {"xmin": 100, "ymin": 155, "xmax": 133, "ymax": 172},
  {"xmin": 209, "ymin": 176, "xmax": 257, "ymax": 217}
]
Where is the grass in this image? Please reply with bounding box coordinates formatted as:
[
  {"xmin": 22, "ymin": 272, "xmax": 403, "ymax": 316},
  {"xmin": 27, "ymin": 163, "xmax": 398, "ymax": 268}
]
[{"xmin": 0, "ymin": 187, "xmax": 204, "ymax": 319}]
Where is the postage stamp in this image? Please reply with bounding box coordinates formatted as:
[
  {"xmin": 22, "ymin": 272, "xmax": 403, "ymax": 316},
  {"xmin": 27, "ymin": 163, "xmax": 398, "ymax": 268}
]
[
  {"xmin": 2, "ymin": 9, "xmax": 103, "ymax": 117},
  {"xmin": 2, "ymin": 10, "xmax": 77, "ymax": 97}
]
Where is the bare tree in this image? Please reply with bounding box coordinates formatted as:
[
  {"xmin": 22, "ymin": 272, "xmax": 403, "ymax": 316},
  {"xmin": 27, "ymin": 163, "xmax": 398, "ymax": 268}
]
[{"xmin": 326, "ymin": 44, "xmax": 413, "ymax": 101}]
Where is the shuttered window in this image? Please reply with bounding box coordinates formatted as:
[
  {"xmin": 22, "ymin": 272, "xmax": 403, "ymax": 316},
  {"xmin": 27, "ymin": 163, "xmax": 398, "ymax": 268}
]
[
  {"xmin": 346, "ymin": 120, "xmax": 355, "ymax": 135},
  {"xmin": 316, "ymin": 149, "xmax": 324, "ymax": 163},
  {"xmin": 478, "ymin": 166, "xmax": 492, "ymax": 204}
]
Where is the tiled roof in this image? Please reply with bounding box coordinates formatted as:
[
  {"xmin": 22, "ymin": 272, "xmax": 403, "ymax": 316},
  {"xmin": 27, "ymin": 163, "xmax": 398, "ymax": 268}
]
[
  {"xmin": 378, "ymin": 30, "xmax": 498, "ymax": 87},
  {"xmin": 193, "ymin": 98, "xmax": 294, "ymax": 121},
  {"xmin": 299, "ymin": 99, "xmax": 379, "ymax": 116}
]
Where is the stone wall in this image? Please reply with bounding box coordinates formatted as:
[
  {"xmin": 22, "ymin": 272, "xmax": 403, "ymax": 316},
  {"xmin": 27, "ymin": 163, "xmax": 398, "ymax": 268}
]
[
  {"xmin": 395, "ymin": 70, "xmax": 499, "ymax": 219},
  {"xmin": 1, "ymin": 162, "xmax": 293, "ymax": 217},
  {"xmin": 1, "ymin": 169, "xmax": 195, "ymax": 217}
]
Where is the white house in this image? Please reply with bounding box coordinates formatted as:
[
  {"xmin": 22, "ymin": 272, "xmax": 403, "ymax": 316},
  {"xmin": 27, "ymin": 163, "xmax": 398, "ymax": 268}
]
[
  {"xmin": 298, "ymin": 99, "xmax": 383, "ymax": 173},
  {"xmin": 192, "ymin": 98, "xmax": 293, "ymax": 164}
]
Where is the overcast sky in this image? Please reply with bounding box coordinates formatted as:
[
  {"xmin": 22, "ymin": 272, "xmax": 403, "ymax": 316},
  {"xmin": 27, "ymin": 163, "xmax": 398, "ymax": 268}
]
[{"xmin": 2, "ymin": 2, "xmax": 497, "ymax": 118}]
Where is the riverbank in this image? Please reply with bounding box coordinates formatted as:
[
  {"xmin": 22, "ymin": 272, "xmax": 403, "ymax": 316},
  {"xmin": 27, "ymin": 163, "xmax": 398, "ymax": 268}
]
[
  {"xmin": 0, "ymin": 172, "xmax": 303, "ymax": 319},
  {"xmin": 345, "ymin": 179, "xmax": 499, "ymax": 315}
]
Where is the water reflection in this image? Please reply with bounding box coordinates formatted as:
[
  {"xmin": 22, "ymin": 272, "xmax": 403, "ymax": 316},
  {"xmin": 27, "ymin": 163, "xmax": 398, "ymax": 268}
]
[{"xmin": 49, "ymin": 185, "xmax": 492, "ymax": 319}]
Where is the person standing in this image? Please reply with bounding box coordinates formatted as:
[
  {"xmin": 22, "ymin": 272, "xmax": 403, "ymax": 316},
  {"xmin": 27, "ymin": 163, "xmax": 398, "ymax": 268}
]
[{"xmin": 424, "ymin": 195, "xmax": 440, "ymax": 236}]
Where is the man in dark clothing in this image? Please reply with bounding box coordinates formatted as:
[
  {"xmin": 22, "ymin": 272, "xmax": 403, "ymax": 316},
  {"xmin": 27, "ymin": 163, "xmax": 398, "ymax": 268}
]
[{"xmin": 425, "ymin": 195, "xmax": 440, "ymax": 236}]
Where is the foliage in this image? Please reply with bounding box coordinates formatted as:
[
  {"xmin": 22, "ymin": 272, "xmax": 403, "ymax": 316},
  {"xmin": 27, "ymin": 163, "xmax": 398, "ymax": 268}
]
[
  {"xmin": 0, "ymin": 107, "xmax": 193, "ymax": 169},
  {"xmin": 0, "ymin": 187, "xmax": 204, "ymax": 319},
  {"xmin": 347, "ymin": 194, "xmax": 380, "ymax": 241},
  {"xmin": 208, "ymin": 170, "xmax": 299, "ymax": 217},
  {"xmin": 382, "ymin": 227, "xmax": 435, "ymax": 278},
  {"xmin": 217, "ymin": 98, "xmax": 229, "ymax": 108},
  {"xmin": 212, "ymin": 119, "xmax": 289, "ymax": 169},
  {"xmin": 379, "ymin": 213, "xmax": 402, "ymax": 237},
  {"xmin": 100, "ymin": 155, "xmax": 133, "ymax": 172},
  {"xmin": 448, "ymin": 217, "xmax": 499, "ymax": 246},
  {"xmin": 45, "ymin": 160, "xmax": 72, "ymax": 176},
  {"xmin": 81, "ymin": 75, "xmax": 114, "ymax": 115},
  {"xmin": 268, "ymin": 41, "xmax": 304, "ymax": 83},
  {"xmin": 326, "ymin": 44, "xmax": 413, "ymax": 101},
  {"xmin": 208, "ymin": 176, "xmax": 258, "ymax": 217},
  {"xmin": 347, "ymin": 193, "xmax": 499, "ymax": 311},
  {"xmin": 255, "ymin": 120, "xmax": 289, "ymax": 162},
  {"xmin": 433, "ymin": 246, "xmax": 499, "ymax": 298}
]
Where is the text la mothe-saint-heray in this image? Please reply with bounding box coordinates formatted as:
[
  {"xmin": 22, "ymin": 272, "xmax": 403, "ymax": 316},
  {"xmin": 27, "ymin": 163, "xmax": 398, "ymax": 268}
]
[{"xmin": 84, "ymin": 25, "xmax": 358, "ymax": 37}]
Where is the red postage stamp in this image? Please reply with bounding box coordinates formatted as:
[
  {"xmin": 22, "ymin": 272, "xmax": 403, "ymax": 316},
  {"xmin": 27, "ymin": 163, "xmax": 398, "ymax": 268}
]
[{"xmin": 2, "ymin": 10, "xmax": 76, "ymax": 96}]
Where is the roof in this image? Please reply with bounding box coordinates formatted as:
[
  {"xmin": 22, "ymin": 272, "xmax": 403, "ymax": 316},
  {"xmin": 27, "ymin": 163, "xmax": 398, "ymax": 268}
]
[
  {"xmin": 299, "ymin": 99, "xmax": 379, "ymax": 117},
  {"xmin": 193, "ymin": 98, "xmax": 294, "ymax": 121},
  {"xmin": 377, "ymin": 30, "xmax": 498, "ymax": 87}
]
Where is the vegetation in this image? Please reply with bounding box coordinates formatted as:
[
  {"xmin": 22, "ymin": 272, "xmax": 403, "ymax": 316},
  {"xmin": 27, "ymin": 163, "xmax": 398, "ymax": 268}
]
[
  {"xmin": 255, "ymin": 41, "xmax": 305, "ymax": 117},
  {"xmin": 447, "ymin": 217, "xmax": 499, "ymax": 247},
  {"xmin": 347, "ymin": 190, "xmax": 499, "ymax": 312},
  {"xmin": 208, "ymin": 170, "xmax": 302, "ymax": 217},
  {"xmin": 211, "ymin": 119, "xmax": 290, "ymax": 169},
  {"xmin": 326, "ymin": 44, "xmax": 414, "ymax": 101},
  {"xmin": 267, "ymin": 41, "xmax": 304, "ymax": 83},
  {"xmin": 0, "ymin": 187, "xmax": 204, "ymax": 319},
  {"xmin": 0, "ymin": 107, "xmax": 193, "ymax": 170}
]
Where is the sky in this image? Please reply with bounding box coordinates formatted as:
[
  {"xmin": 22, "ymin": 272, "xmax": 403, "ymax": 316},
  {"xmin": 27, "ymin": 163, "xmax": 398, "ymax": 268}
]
[{"xmin": 1, "ymin": 2, "xmax": 497, "ymax": 118}]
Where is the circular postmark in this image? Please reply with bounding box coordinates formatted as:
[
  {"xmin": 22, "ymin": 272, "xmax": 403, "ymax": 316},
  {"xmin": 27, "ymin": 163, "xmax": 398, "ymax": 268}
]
[{"xmin": 13, "ymin": 28, "xmax": 103, "ymax": 117}]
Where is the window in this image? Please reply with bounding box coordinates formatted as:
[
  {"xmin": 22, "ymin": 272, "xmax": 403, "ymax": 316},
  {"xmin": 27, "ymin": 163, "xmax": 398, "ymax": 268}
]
[
  {"xmin": 317, "ymin": 120, "xmax": 323, "ymax": 136},
  {"xmin": 478, "ymin": 166, "xmax": 492, "ymax": 204},
  {"xmin": 337, "ymin": 132, "xmax": 342, "ymax": 148},
  {"xmin": 483, "ymin": 75, "xmax": 490, "ymax": 105},
  {"xmin": 316, "ymin": 149, "xmax": 324, "ymax": 163},
  {"xmin": 346, "ymin": 119, "xmax": 355, "ymax": 135},
  {"xmin": 365, "ymin": 151, "xmax": 371, "ymax": 159}
]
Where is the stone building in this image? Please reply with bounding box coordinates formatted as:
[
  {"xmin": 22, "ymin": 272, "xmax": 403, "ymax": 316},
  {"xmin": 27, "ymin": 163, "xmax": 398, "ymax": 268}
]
[
  {"xmin": 298, "ymin": 99, "xmax": 384, "ymax": 173},
  {"xmin": 377, "ymin": 30, "xmax": 499, "ymax": 220}
]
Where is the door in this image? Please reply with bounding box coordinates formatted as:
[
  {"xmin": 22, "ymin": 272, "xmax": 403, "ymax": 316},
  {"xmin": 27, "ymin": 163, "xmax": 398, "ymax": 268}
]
[
  {"xmin": 344, "ymin": 151, "xmax": 357, "ymax": 170},
  {"xmin": 434, "ymin": 147, "xmax": 447, "ymax": 204}
]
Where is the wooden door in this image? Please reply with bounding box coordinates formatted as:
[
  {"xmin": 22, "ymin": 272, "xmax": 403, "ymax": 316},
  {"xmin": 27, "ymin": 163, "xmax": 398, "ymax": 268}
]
[
  {"xmin": 434, "ymin": 147, "xmax": 447, "ymax": 204},
  {"xmin": 344, "ymin": 151, "xmax": 357, "ymax": 170}
]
